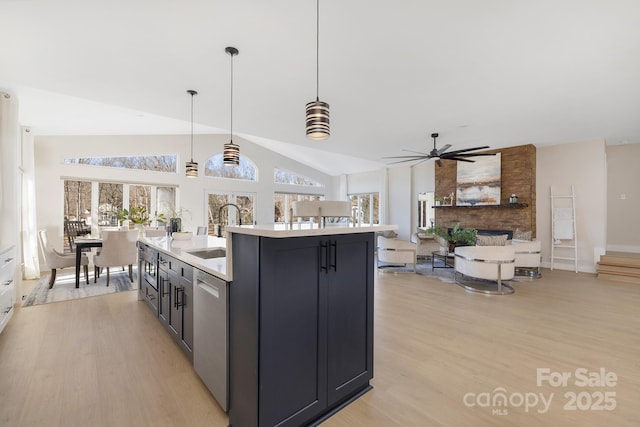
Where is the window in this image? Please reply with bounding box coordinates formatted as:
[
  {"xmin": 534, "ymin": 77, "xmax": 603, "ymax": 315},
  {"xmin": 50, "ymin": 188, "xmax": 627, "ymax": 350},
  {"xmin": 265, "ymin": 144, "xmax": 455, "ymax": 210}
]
[
  {"xmin": 274, "ymin": 167, "xmax": 323, "ymax": 187},
  {"xmin": 274, "ymin": 193, "xmax": 324, "ymax": 223},
  {"xmin": 64, "ymin": 180, "xmax": 92, "ymax": 223},
  {"xmin": 63, "ymin": 179, "xmax": 176, "ymax": 251},
  {"xmin": 349, "ymin": 193, "xmax": 379, "ymax": 226},
  {"xmin": 418, "ymin": 192, "xmax": 435, "ymax": 229},
  {"xmin": 98, "ymin": 182, "xmax": 123, "ymax": 226},
  {"xmin": 207, "ymin": 192, "xmax": 255, "ymax": 234},
  {"xmin": 205, "ymin": 154, "xmax": 257, "ymax": 181},
  {"xmin": 63, "ymin": 155, "xmax": 177, "ymax": 172}
]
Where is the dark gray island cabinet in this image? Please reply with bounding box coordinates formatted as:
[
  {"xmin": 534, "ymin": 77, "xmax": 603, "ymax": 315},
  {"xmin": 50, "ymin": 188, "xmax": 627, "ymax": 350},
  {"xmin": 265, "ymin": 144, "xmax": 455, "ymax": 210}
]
[{"xmin": 229, "ymin": 231, "xmax": 375, "ymax": 427}]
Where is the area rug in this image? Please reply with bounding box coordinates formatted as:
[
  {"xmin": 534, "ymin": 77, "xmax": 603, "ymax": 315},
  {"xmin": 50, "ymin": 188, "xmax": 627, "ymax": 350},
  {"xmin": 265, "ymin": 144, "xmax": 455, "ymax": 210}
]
[
  {"xmin": 378, "ymin": 258, "xmax": 457, "ymax": 283},
  {"xmin": 22, "ymin": 267, "xmax": 138, "ymax": 307},
  {"xmin": 378, "ymin": 258, "xmax": 522, "ymax": 286}
]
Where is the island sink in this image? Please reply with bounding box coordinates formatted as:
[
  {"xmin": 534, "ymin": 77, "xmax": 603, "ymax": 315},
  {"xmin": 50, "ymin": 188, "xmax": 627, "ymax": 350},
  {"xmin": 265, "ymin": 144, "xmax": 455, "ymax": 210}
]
[{"xmin": 185, "ymin": 248, "xmax": 226, "ymax": 259}]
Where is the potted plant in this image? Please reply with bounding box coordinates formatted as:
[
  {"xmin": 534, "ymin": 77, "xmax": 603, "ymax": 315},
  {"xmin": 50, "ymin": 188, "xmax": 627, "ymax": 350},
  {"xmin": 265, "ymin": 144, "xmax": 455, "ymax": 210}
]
[
  {"xmin": 158, "ymin": 203, "xmax": 191, "ymax": 234},
  {"xmin": 434, "ymin": 196, "xmax": 443, "ymax": 206},
  {"xmin": 118, "ymin": 206, "xmax": 150, "ymax": 232},
  {"xmin": 431, "ymin": 223, "xmax": 477, "ymax": 253}
]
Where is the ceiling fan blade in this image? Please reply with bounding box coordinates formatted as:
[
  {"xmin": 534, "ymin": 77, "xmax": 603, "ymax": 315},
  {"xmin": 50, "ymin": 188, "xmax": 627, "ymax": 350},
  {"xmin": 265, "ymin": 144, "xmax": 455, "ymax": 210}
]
[
  {"xmin": 386, "ymin": 157, "xmax": 427, "ymax": 164},
  {"xmin": 401, "ymin": 148, "xmax": 430, "ymax": 156},
  {"xmin": 446, "ymin": 152, "xmax": 496, "ymax": 158},
  {"xmin": 441, "ymin": 145, "xmax": 491, "ymax": 156},
  {"xmin": 435, "ymin": 144, "xmax": 452, "ymax": 156},
  {"xmin": 383, "ymin": 154, "xmax": 430, "ymax": 160},
  {"xmin": 445, "ymin": 157, "xmax": 476, "ymax": 162}
]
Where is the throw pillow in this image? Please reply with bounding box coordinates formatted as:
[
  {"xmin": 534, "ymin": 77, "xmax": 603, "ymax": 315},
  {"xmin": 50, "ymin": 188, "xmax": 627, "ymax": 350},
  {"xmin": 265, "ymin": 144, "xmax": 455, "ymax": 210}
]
[
  {"xmin": 476, "ymin": 234, "xmax": 509, "ymax": 246},
  {"xmin": 513, "ymin": 228, "xmax": 532, "ymax": 241}
]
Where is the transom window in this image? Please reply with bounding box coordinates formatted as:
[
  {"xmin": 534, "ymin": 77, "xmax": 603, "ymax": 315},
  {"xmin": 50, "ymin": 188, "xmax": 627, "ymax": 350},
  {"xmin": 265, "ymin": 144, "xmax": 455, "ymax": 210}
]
[
  {"xmin": 205, "ymin": 154, "xmax": 257, "ymax": 181},
  {"xmin": 63, "ymin": 155, "xmax": 177, "ymax": 172},
  {"xmin": 274, "ymin": 167, "xmax": 323, "ymax": 187}
]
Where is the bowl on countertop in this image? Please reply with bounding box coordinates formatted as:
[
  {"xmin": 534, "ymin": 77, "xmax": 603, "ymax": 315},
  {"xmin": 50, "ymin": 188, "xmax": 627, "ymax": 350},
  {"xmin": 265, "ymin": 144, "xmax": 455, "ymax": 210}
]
[{"xmin": 171, "ymin": 231, "xmax": 193, "ymax": 240}]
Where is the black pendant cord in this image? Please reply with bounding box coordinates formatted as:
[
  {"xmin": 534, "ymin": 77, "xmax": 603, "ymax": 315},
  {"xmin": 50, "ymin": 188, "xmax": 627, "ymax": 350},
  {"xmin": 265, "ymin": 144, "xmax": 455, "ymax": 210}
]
[
  {"xmin": 230, "ymin": 49, "xmax": 234, "ymax": 143},
  {"xmin": 315, "ymin": 0, "xmax": 320, "ymax": 101},
  {"xmin": 190, "ymin": 92, "xmax": 195, "ymax": 161}
]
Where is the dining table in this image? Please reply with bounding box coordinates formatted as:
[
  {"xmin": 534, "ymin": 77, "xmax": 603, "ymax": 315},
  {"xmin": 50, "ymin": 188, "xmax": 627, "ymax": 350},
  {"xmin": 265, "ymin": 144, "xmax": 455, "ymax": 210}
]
[{"xmin": 74, "ymin": 238, "xmax": 103, "ymax": 288}]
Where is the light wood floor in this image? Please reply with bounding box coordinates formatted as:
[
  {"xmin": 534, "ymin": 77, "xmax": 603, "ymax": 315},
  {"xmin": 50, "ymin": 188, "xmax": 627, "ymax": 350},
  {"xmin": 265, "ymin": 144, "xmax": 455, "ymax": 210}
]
[{"xmin": 1, "ymin": 268, "xmax": 638, "ymax": 426}]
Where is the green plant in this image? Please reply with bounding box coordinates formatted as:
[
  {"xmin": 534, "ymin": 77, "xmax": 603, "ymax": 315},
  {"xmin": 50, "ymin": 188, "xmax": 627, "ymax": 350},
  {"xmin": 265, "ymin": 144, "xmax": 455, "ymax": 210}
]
[
  {"xmin": 431, "ymin": 223, "xmax": 477, "ymax": 247},
  {"xmin": 118, "ymin": 205, "xmax": 150, "ymax": 225}
]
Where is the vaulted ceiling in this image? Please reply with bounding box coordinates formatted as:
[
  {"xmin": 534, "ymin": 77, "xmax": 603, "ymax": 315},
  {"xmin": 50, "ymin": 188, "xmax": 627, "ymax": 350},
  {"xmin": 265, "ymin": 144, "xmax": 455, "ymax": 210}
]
[{"xmin": 2, "ymin": 0, "xmax": 639, "ymax": 175}]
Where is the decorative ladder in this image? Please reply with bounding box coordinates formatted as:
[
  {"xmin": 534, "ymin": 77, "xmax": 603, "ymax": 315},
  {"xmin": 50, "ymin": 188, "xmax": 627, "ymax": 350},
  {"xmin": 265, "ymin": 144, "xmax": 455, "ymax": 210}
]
[{"xmin": 550, "ymin": 185, "xmax": 578, "ymax": 273}]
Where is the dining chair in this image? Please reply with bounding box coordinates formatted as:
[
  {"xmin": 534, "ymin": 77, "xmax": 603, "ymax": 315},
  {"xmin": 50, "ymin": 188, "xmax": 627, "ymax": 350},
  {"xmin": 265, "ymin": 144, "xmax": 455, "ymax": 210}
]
[
  {"xmin": 93, "ymin": 230, "xmax": 139, "ymax": 286},
  {"xmin": 64, "ymin": 219, "xmax": 92, "ymax": 252},
  {"xmin": 196, "ymin": 226, "xmax": 208, "ymax": 236},
  {"xmin": 38, "ymin": 229, "xmax": 89, "ymax": 288}
]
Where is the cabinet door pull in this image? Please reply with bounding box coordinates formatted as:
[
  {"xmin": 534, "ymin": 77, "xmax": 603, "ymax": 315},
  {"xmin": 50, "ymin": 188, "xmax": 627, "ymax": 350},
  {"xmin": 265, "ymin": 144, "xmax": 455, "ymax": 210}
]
[
  {"xmin": 2, "ymin": 279, "xmax": 13, "ymax": 286},
  {"xmin": 175, "ymin": 287, "xmax": 185, "ymax": 308},
  {"xmin": 329, "ymin": 241, "xmax": 337, "ymax": 271},
  {"xmin": 320, "ymin": 241, "xmax": 328, "ymax": 273}
]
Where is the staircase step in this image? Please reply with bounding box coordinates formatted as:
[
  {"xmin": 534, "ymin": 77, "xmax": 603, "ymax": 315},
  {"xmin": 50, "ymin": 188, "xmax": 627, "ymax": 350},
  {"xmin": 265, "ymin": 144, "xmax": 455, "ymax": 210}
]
[
  {"xmin": 597, "ymin": 272, "xmax": 640, "ymax": 285},
  {"xmin": 599, "ymin": 252, "xmax": 640, "ymax": 269},
  {"xmin": 596, "ymin": 264, "xmax": 640, "ymax": 277}
]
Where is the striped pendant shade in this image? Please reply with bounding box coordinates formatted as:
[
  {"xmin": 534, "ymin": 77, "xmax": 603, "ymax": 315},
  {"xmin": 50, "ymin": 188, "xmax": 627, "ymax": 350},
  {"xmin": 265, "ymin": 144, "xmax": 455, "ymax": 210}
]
[
  {"xmin": 223, "ymin": 141, "xmax": 240, "ymax": 165},
  {"xmin": 305, "ymin": 98, "xmax": 330, "ymax": 140}
]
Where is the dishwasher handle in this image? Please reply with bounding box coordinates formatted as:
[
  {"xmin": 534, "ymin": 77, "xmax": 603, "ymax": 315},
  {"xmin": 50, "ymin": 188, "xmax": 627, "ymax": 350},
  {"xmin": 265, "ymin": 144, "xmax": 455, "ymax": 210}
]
[{"xmin": 197, "ymin": 280, "xmax": 220, "ymax": 299}]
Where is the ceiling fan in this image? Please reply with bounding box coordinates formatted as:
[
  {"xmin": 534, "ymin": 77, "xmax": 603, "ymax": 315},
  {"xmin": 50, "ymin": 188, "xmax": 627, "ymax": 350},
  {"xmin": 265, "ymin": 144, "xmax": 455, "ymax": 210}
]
[{"xmin": 385, "ymin": 133, "xmax": 495, "ymax": 166}]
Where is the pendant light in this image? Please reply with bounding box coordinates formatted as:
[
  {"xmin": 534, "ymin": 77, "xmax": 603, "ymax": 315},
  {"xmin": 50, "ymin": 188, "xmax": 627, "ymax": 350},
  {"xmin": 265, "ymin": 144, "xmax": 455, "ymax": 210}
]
[
  {"xmin": 224, "ymin": 46, "xmax": 240, "ymax": 165},
  {"xmin": 185, "ymin": 89, "xmax": 198, "ymax": 178},
  {"xmin": 305, "ymin": 0, "xmax": 330, "ymax": 140}
]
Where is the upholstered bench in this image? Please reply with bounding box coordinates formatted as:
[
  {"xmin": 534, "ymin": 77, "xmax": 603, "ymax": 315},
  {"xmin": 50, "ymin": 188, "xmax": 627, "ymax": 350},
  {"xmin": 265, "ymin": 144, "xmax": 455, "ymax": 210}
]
[
  {"xmin": 377, "ymin": 236, "xmax": 417, "ymax": 272},
  {"xmin": 454, "ymin": 245, "xmax": 516, "ymax": 294}
]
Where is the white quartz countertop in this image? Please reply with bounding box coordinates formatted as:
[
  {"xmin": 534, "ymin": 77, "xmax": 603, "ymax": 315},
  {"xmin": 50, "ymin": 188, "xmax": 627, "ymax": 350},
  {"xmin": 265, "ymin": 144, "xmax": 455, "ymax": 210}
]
[
  {"xmin": 139, "ymin": 235, "xmax": 231, "ymax": 282},
  {"xmin": 225, "ymin": 223, "xmax": 398, "ymax": 238}
]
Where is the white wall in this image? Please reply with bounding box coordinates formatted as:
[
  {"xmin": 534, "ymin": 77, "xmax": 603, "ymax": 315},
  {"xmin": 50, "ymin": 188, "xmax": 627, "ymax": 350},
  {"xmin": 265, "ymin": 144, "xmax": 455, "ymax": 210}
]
[
  {"xmin": 411, "ymin": 161, "xmax": 436, "ymax": 230},
  {"xmin": 537, "ymin": 140, "xmax": 607, "ymax": 273},
  {"xmin": 34, "ymin": 133, "xmax": 332, "ymax": 250},
  {"xmin": 606, "ymin": 144, "xmax": 640, "ymax": 253},
  {"xmin": 387, "ymin": 167, "xmax": 412, "ymax": 241}
]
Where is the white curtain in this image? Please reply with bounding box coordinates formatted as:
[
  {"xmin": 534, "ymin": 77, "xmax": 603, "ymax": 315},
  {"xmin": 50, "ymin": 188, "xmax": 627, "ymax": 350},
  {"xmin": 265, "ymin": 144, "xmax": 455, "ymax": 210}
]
[
  {"xmin": 21, "ymin": 127, "xmax": 40, "ymax": 279},
  {"xmin": 0, "ymin": 91, "xmax": 19, "ymax": 249}
]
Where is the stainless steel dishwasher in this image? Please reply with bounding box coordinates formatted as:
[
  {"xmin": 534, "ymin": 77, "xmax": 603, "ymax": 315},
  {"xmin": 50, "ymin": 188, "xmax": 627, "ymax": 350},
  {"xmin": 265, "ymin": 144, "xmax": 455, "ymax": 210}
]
[{"xmin": 193, "ymin": 269, "xmax": 228, "ymax": 411}]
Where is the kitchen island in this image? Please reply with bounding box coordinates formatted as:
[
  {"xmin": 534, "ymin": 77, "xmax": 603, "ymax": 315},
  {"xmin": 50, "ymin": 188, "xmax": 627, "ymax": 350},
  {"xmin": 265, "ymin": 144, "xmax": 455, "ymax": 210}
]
[
  {"xmin": 226, "ymin": 224, "xmax": 396, "ymax": 427},
  {"xmin": 139, "ymin": 224, "xmax": 396, "ymax": 427}
]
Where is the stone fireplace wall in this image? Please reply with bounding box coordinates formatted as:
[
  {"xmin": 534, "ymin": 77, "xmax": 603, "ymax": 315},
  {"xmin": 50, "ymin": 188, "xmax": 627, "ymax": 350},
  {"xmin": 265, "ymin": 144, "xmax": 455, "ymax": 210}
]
[{"xmin": 435, "ymin": 144, "xmax": 536, "ymax": 237}]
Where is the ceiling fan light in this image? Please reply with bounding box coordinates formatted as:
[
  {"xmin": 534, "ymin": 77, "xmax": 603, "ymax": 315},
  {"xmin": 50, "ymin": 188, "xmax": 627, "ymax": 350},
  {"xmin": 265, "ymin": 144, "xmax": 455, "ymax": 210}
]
[
  {"xmin": 305, "ymin": 99, "xmax": 330, "ymax": 140},
  {"xmin": 223, "ymin": 141, "xmax": 240, "ymax": 165}
]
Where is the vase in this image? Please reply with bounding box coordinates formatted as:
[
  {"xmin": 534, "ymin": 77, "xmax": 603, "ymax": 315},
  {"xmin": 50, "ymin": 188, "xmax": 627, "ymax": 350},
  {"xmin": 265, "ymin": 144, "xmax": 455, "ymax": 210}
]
[
  {"xmin": 448, "ymin": 242, "xmax": 456, "ymax": 254},
  {"xmin": 169, "ymin": 218, "xmax": 182, "ymax": 235}
]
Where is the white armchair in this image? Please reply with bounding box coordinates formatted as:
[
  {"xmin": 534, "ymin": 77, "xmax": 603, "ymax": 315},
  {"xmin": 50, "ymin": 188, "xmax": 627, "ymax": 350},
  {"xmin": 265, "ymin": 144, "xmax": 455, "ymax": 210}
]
[
  {"xmin": 93, "ymin": 230, "xmax": 139, "ymax": 286},
  {"xmin": 512, "ymin": 239, "xmax": 542, "ymax": 278},
  {"xmin": 411, "ymin": 232, "xmax": 443, "ymax": 258},
  {"xmin": 38, "ymin": 229, "xmax": 88, "ymax": 288},
  {"xmin": 377, "ymin": 236, "xmax": 417, "ymax": 272},
  {"xmin": 454, "ymin": 245, "xmax": 515, "ymax": 294}
]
